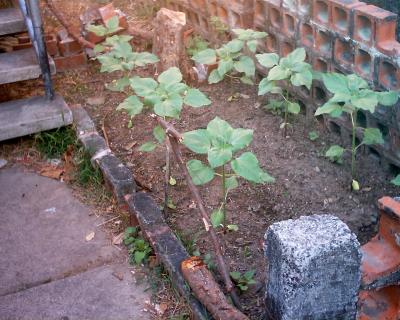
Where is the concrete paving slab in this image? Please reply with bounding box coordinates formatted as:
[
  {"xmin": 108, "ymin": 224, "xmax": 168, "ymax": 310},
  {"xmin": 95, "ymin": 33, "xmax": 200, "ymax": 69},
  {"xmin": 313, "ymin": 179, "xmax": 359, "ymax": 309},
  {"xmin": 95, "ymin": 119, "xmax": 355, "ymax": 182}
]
[
  {"xmin": 0, "ymin": 166, "xmax": 121, "ymax": 296},
  {"xmin": 0, "ymin": 263, "xmax": 151, "ymax": 320},
  {"xmin": 0, "ymin": 94, "xmax": 72, "ymax": 142}
]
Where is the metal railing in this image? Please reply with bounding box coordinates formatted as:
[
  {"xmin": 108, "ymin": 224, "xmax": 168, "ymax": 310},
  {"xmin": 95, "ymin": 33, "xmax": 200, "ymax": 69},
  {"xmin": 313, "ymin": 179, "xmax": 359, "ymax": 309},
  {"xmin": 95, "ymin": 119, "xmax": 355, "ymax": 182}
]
[{"xmin": 18, "ymin": 0, "xmax": 54, "ymax": 100}]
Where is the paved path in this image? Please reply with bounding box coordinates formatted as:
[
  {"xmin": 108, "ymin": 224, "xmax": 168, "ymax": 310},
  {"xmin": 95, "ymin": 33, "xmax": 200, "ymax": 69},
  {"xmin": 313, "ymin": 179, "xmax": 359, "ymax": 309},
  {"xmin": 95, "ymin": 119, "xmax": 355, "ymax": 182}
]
[{"xmin": 0, "ymin": 166, "xmax": 151, "ymax": 320}]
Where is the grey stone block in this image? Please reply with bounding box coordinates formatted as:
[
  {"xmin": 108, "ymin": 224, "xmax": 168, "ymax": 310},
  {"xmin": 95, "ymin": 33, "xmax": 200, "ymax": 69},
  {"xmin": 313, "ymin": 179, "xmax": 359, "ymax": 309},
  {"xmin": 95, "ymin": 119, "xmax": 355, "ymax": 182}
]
[
  {"xmin": 71, "ymin": 105, "xmax": 96, "ymax": 134},
  {"xmin": 96, "ymin": 154, "xmax": 136, "ymax": 203},
  {"xmin": 264, "ymin": 215, "xmax": 361, "ymax": 320},
  {"xmin": 79, "ymin": 132, "xmax": 109, "ymax": 157}
]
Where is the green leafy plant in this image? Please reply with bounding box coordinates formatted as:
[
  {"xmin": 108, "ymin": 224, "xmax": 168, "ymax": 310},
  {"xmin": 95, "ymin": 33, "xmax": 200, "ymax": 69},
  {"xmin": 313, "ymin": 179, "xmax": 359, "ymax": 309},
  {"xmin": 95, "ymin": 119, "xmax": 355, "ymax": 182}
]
[
  {"xmin": 122, "ymin": 67, "xmax": 211, "ymax": 149},
  {"xmin": 256, "ymin": 47, "xmax": 312, "ymax": 136},
  {"xmin": 209, "ymin": 16, "xmax": 229, "ymax": 36},
  {"xmin": 192, "ymin": 28, "xmax": 267, "ymax": 84},
  {"xmin": 230, "ymin": 270, "xmax": 256, "ymax": 292},
  {"xmin": 182, "ymin": 116, "xmax": 274, "ymax": 228},
  {"xmin": 186, "ymin": 34, "xmax": 209, "ymax": 57},
  {"xmin": 308, "ymin": 130, "xmax": 319, "ymax": 141},
  {"xmin": 315, "ymin": 72, "xmax": 399, "ymax": 187},
  {"xmin": 124, "ymin": 227, "xmax": 152, "ymax": 265}
]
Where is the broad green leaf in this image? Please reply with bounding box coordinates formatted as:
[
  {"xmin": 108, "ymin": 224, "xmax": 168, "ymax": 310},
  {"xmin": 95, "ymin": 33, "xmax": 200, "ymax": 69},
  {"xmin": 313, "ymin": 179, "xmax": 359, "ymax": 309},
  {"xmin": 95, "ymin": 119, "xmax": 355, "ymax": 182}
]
[
  {"xmin": 234, "ymin": 56, "xmax": 255, "ymax": 77},
  {"xmin": 112, "ymin": 41, "xmax": 132, "ymax": 59},
  {"xmin": 256, "ymin": 53, "xmax": 279, "ymax": 69},
  {"xmin": 139, "ymin": 141, "xmax": 157, "ymax": 152},
  {"xmin": 116, "ymin": 96, "xmax": 143, "ymax": 116},
  {"xmin": 184, "ymin": 88, "xmax": 211, "ymax": 107},
  {"xmin": 206, "ymin": 117, "xmax": 233, "ymax": 143},
  {"xmin": 186, "ymin": 159, "xmax": 215, "ymax": 185},
  {"xmin": 325, "ymin": 145, "xmax": 344, "ymax": 163},
  {"xmin": 134, "ymin": 251, "xmax": 146, "ymax": 265},
  {"xmin": 225, "ymin": 176, "xmax": 238, "ymax": 192},
  {"xmin": 330, "ymin": 92, "xmax": 351, "ymax": 103},
  {"xmin": 105, "ymin": 16, "xmax": 120, "ymax": 33},
  {"xmin": 291, "ymin": 61, "xmax": 311, "ymax": 73},
  {"xmin": 97, "ymin": 55, "xmax": 123, "ymax": 72},
  {"xmin": 351, "ymin": 91, "xmax": 378, "ymax": 113},
  {"xmin": 225, "ymin": 39, "xmax": 244, "ymax": 53},
  {"xmin": 322, "ymin": 73, "xmax": 349, "ymax": 94},
  {"xmin": 377, "ymin": 91, "xmax": 399, "ymax": 106},
  {"xmin": 211, "ymin": 209, "xmax": 224, "ymax": 228},
  {"xmin": 287, "ymin": 102, "xmax": 301, "ymax": 114},
  {"xmin": 244, "ymin": 270, "xmax": 255, "ymax": 280},
  {"xmin": 290, "ymin": 70, "xmax": 312, "ymax": 89},
  {"xmin": 87, "ymin": 24, "xmax": 107, "ymax": 36},
  {"xmin": 165, "ymin": 82, "xmax": 187, "ymax": 94},
  {"xmin": 153, "ymin": 125, "xmax": 165, "ymax": 143},
  {"xmin": 154, "ymin": 93, "xmax": 183, "ymax": 118},
  {"xmin": 192, "ymin": 48, "xmax": 217, "ymax": 64},
  {"xmin": 246, "ymin": 39, "xmax": 259, "ymax": 53},
  {"xmin": 208, "ymin": 146, "xmax": 232, "ymax": 168},
  {"xmin": 286, "ymin": 47, "xmax": 306, "ymax": 64},
  {"xmin": 94, "ymin": 44, "xmax": 105, "ymax": 53},
  {"xmin": 208, "ymin": 69, "xmax": 224, "ymax": 84},
  {"xmin": 315, "ymin": 102, "xmax": 342, "ymax": 116},
  {"xmin": 230, "ymin": 128, "xmax": 253, "ymax": 151},
  {"xmin": 130, "ymin": 77, "xmax": 158, "ymax": 97},
  {"xmin": 362, "ymin": 128, "xmax": 384, "ymax": 145},
  {"xmin": 143, "ymin": 93, "xmax": 162, "ymax": 106},
  {"xmin": 231, "ymin": 152, "xmax": 275, "ymax": 183},
  {"xmin": 106, "ymin": 77, "xmax": 130, "ymax": 92},
  {"xmin": 391, "ymin": 174, "xmax": 400, "ymax": 186},
  {"xmin": 134, "ymin": 52, "xmax": 159, "ymax": 66},
  {"xmin": 182, "ymin": 129, "xmax": 211, "ymax": 154},
  {"xmin": 158, "ymin": 67, "xmax": 182, "ymax": 84},
  {"xmin": 230, "ymin": 271, "xmax": 241, "ymax": 280},
  {"xmin": 251, "ymin": 30, "xmax": 268, "ymax": 39},
  {"xmin": 218, "ymin": 58, "xmax": 234, "ymax": 76},
  {"xmin": 347, "ymin": 74, "xmax": 368, "ymax": 91},
  {"xmin": 267, "ymin": 65, "xmax": 290, "ymax": 81},
  {"xmin": 240, "ymin": 76, "xmax": 254, "ymax": 85}
]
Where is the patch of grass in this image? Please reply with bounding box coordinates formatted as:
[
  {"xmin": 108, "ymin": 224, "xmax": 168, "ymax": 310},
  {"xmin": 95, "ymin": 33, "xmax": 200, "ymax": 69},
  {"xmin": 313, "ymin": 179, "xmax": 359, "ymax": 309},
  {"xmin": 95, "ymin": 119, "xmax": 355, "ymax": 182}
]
[
  {"xmin": 34, "ymin": 126, "xmax": 76, "ymax": 158},
  {"xmin": 75, "ymin": 148, "xmax": 103, "ymax": 187}
]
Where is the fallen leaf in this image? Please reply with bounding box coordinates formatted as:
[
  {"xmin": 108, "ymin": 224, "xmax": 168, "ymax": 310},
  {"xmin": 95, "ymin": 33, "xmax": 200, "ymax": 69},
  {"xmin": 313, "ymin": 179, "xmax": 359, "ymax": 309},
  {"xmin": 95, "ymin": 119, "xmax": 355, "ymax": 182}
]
[
  {"xmin": 86, "ymin": 96, "xmax": 105, "ymax": 106},
  {"xmin": 112, "ymin": 232, "xmax": 124, "ymax": 245},
  {"xmin": 40, "ymin": 166, "xmax": 64, "ymax": 180},
  {"xmin": 123, "ymin": 141, "xmax": 137, "ymax": 151},
  {"xmin": 86, "ymin": 231, "xmax": 95, "ymax": 241}
]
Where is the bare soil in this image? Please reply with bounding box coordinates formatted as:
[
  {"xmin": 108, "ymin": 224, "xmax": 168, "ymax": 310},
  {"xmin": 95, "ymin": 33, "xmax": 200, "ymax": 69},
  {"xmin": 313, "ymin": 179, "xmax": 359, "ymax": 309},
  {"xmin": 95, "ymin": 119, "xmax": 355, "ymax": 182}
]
[{"xmin": 1, "ymin": 0, "xmax": 400, "ymax": 318}]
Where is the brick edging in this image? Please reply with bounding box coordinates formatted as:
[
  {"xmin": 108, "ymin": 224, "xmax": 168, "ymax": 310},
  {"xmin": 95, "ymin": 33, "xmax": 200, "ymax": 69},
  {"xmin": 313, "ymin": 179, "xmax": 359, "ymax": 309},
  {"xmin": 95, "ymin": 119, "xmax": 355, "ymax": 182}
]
[{"xmin": 71, "ymin": 105, "xmax": 209, "ymax": 320}]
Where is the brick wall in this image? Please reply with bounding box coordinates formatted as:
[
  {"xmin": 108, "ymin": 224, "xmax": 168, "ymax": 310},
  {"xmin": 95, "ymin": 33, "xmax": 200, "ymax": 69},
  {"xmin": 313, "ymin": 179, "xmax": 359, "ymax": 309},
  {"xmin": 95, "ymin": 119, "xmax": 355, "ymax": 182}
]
[{"xmin": 160, "ymin": 0, "xmax": 400, "ymax": 173}]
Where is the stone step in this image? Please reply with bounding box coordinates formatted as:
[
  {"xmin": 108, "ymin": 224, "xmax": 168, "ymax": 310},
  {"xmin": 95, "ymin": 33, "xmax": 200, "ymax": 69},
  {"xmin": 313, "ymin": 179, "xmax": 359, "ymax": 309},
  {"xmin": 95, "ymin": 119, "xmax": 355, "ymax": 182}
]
[
  {"xmin": 0, "ymin": 7, "xmax": 26, "ymax": 36},
  {"xmin": 0, "ymin": 95, "xmax": 73, "ymax": 142},
  {"xmin": 0, "ymin": 48, "xmax": 55, "ymax": 85}
]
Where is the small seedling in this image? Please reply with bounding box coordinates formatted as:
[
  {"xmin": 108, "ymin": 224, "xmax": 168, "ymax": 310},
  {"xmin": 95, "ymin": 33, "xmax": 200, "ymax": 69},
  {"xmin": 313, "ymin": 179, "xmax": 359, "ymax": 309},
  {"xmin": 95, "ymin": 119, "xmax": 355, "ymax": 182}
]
[
  {"xmin": 183, "ymin": 116, "xmax": 274, "ymax": 228},
  {"xmin": 391, "ymin": 174, "xmax": 400, "ymax": 186},
  {"xmin": 192, "ymin": 29, "xmax": 267, "ymax": 84},
  {"xmin": 124, "ymin": 226, "xmax": 152, "ymax": 265},
  {"xmin": 256, "ymin": 47, "xmax": 313, "ymax": 136},
  {"xmin": 186, "ymin": 34, "xmax": 209, "ymax": 57},
  {"xmin": 315, "ymin": 72, "xmax": 399, "ymax": 188},
  {"xmin": 308, "ymin": 131, "xmax": 319, "ymax": 141},
  {"xmin": 230, "ymin": 270, "xmax": 256, "ymax": 292}
]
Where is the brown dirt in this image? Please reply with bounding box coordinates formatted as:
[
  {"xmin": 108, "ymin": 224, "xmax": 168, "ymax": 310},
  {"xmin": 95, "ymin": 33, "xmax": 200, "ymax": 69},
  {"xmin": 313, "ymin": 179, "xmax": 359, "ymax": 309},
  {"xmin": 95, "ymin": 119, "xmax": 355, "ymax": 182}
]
[{"xmin": 1, "ymin": 0, "xmax": 400, "ymax": 319}]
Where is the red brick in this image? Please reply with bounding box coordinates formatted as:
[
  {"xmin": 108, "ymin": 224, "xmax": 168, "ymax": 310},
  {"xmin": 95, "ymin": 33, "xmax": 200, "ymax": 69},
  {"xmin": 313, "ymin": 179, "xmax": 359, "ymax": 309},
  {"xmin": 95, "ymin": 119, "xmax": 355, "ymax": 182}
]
[
  {"xmin": 313, "ymin": 0, "xmax": 331, "ymax": 27},
  {"xmin": 282, "ymin": 11, "xmax": 296, "ymax": 37},
  {"xmin": 333, "ymin": 37, "xmax": 353, "ymax": 67},
  {"xmin": 298, "ymin": 0, "xmax": 313, "ymax": 17},
  {"xmin": 315, "ymin": 29, "xmax": 332, "ymax": 58},
  {"xmin": 300, "ymin": 22, "xmax": 314, "ymax": 48},
  {"xmin": 358, "ymin": 286, "xmax": 400, "ymax": 320},
  {"xmin": 354, "ymin": 47, "xmax": 373, "ymax": 80},
  {"xmin": 378, "ymin": 59, "xmax": 400, "ymax": 90},
  {"xmin": 330, "ymin": 0, "xmax": 365, "ymax": 37},
  {"xmin": 98, "ymin": 3, "xmax": 116, "ymax": 25},
  {"xmin": 266, "ymin": 33, "xmax": 279, "ymax": 53},
  {"xmin": 312, "ymin": 56, "xmax": 330, "ymax": 72},
  {"xmin": 254, "ymin": 0, "xmax": 268, "ymax": 28},
  {"xmin": 58, "ymin": 37, "xmax": 83, "ymax": 57},
  {"xmin": 279, "ymin": 38, "xmax": 295, "ymax": 57},
  {"xmin": 54, "ymin": 52, "xmax": 87, "ymax": 72}
]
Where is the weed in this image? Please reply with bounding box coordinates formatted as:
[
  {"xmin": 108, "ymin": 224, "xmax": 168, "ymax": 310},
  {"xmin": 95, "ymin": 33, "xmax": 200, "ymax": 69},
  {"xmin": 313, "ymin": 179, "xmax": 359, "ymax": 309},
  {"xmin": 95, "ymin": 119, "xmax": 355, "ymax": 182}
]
[
  {"xmin": 124, "ymin": 226, "xmax": 152, "ymax": 265},
  {"xmin": 230, "ymin": 270, "xmax": 256, "ymax": 292},
  {"xmin": 186, "ymin": 35, "xmax": 209, "ymax": 57},
  {"xmin": 34, "ymin": 126, "xmax": 76, "ymax": 158},
  {"xmin": 75, "ymin": 148, "xmax": 103, "ymax": 186}
]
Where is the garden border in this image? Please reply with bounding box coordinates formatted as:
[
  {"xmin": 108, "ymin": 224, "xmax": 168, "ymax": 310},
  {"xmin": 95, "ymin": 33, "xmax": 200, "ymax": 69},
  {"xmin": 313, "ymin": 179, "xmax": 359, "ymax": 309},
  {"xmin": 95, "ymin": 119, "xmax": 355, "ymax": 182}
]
[{"xmin": 71, "ymin": 104, "xmax": 209, "ymax": 320}]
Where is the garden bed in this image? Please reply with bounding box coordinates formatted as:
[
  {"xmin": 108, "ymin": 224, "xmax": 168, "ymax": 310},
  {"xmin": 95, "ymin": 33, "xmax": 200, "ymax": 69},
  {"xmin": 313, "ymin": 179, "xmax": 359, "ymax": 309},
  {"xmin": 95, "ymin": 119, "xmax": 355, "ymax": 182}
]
[{"xmin": 39, "ymin": 64, "xmax": 399, "ymax": 318}]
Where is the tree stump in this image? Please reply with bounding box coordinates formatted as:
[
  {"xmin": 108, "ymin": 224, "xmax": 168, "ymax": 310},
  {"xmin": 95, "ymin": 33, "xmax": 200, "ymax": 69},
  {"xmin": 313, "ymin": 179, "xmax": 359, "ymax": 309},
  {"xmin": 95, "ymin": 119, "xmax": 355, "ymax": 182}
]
[{"xmin": 152, "ymin": 8, "xmax": 186, "ymax": 72}]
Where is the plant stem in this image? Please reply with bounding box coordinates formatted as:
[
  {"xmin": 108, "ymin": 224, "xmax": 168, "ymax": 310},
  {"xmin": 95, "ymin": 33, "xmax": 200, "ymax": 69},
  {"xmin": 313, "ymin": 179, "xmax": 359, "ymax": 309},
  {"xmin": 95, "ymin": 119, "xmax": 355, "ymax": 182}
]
[
  {"xmin": 221, "ymin": 164, "xmax": 226, "ymax": 226},
  {"xmin": 283, "ymin": 90, "xmax": 289, "ymax": 137},
  {"xmin": 164, "ymin": 127, "xmax": 171, "ymax": 214},
  {"xmin": 350, "ymin": 112, "xmax": 356, "ymax": 180}
]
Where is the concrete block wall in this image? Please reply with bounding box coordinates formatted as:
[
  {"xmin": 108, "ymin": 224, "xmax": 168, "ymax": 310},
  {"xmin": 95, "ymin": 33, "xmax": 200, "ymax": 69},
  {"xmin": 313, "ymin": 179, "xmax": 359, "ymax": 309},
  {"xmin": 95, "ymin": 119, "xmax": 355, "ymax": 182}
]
[{"xmin": 160, "ymin": 0, "xmax": 400, "ymax": 172}]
